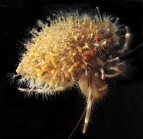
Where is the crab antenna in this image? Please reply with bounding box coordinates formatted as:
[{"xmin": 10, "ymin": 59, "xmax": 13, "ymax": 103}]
[
  {"xmin": 120, "ymin": 42, "xmax": 143, "ymax": 59},
  {"xmin": 67, "ymin": 108, "xmax": 86, "ymax": 139}
]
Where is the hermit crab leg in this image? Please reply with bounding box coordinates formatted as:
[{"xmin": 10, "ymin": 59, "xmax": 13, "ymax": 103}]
[
  {"xmin": 83, "ymin": 76, "xmax": 93, "ymax": 134},
  {"xmin": 115, "ymin": 26, "xmax": 131, "ymax": 54},
  {"xmin": 78, "ymin": 75, "xmax": 94, "ymax": 134},
  {"xmin": 104, "ymin": 72, "xmax": 121, "ymax": 78},
  {"xmin": 104, "ymin": 62, "xmax": 126, "ymax": 78}
]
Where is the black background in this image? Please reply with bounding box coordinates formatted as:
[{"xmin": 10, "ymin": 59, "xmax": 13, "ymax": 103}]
[{"xmin": 0, "ymin": 0, "xmax": 143, "ymax": 139}]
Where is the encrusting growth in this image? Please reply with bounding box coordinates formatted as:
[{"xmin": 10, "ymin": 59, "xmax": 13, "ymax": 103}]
[{"xmin": 15, "ymin": 8, "xmax": 130, "ymax": 133}]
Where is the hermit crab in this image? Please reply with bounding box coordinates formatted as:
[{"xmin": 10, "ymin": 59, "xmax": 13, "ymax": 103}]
[{"xmin": 10, "ymin": 7, "xmax": 133, "ymax": 134}]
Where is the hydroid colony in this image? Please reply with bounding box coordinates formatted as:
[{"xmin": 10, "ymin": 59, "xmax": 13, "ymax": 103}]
[{"xmin": 15, "ymin": 8, "xmax": 130, "ymax": 133}]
